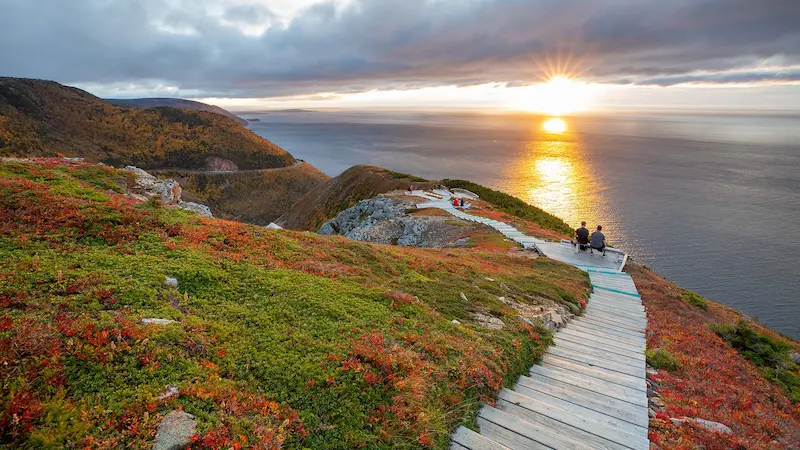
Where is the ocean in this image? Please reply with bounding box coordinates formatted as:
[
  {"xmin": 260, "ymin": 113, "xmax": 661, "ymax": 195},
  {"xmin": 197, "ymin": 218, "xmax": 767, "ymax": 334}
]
[{"xmin": 245, "ymin": 110, "xmax": 800, "ymax": 339}]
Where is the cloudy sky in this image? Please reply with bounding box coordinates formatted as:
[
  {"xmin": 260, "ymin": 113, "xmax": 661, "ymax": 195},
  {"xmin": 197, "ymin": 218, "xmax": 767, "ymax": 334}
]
[{"xmin": 1, "ymin": 0, "xmax": 798, "ymax": 111}]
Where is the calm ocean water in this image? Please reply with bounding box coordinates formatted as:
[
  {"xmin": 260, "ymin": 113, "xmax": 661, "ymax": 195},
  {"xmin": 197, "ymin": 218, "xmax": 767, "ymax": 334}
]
[{"xmin": 245, "ymin": 111, "xmax": 800, "ymax": 339}]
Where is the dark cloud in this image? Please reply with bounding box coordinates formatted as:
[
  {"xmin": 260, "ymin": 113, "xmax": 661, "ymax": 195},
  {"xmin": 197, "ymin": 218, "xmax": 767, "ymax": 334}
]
[{"xmin": 0, "ymin": 0, "xmax": 798, "ymax": 97}]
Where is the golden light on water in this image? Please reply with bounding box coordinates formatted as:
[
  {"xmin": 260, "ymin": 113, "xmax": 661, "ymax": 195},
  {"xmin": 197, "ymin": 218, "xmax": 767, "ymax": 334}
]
[{"xmin": 542, "ymin": 117, "xmax": 567, "ymax": 133}]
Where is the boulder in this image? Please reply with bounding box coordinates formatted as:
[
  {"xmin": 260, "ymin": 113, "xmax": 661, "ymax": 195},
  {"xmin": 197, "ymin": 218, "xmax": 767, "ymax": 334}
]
[
  {"xmin": 471, "ymin": 312, "xmax": 505, "ymax": 330},
  {"xmin": 670, "ymin": 417, "xmax": 733, "ymax": 434},
  {"xmin": 155, "ymin": 180, "xmax": 182, "ymax": 204},
  {"xmin": 153, "ymin": 411, "xmax": 196, "ymax": 450},
  {"xmin": 142, "ymin": 318, "xmax": 177, "ymax": 326},
  {"xmin": 790, "ymin": 351, "xmax": 800, "ymax": 365},
  {"xmin": 178, "ymin": 201, "xmax": 212, "ymax": 217},
  {"xmin": 164, "ymin": 277, "xmax": 179, "ymax": 289},
  {"xmin": 451, "ymin": 319, "xmax": 462, "ymax": 325}
]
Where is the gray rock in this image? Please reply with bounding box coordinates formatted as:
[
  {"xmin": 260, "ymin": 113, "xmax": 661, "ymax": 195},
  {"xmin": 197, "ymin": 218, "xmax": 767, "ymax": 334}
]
[
  {"xmin": 649, "ymin": 408, "xmax": 657, "ymax": 418},
  {"xmin": 471, "ymin": 312, "xmax": 505, "ymax": 330},
  {"xmin": 153, "ymin": 411, "xmax": 196, "ymax": 450},
  {"xmin": 460, "ymin": 293, "xmax": 469, "ymax": 302},
  {"xmin": 649, "ymin": 397, "xmax": 665, "ymax": 408},
  {"xmin": 646, "ymin": 367, "xmax": 659, "ymax": 377},
  {"xmin": 670, "ymin": 417, "xmax": 733, "ymax": 434},
  {"xmin": 155, "ymin": 180, "xmax": 182, "ymax": 204},
  {"xmin": 451, "ymin": 319, "xmax": 462, "ymax": 325},
  {"xmin": 142, "ymin": 318, "xmax": 177, "ymax": 326},
  {"xmin": 158, "ymin": 385, "xmax": 180, "ymax": 400},
  {"xmin": 484, "ymin": 277, "xmax": 495, "ymax": 282},
  {"xmin": 164, "ymin": 277, "xmax": 179, "ymax": 289},
  {"xmin": 266, "ymin": 222, "xmax": 283, "ymax": 230},
  {"xmin": 790, "ymin": 351, "xmax": 800, "ymax": 365},
  {"xmin": 178, "ymin": 201, "xmax": 212, "ymax": 217}
]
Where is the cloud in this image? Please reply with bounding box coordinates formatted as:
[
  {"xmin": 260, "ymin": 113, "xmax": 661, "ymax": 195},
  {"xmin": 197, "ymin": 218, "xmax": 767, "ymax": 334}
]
[{"xmin": 0, "ymin": 0, "xmax": 798, "ymax": 98}]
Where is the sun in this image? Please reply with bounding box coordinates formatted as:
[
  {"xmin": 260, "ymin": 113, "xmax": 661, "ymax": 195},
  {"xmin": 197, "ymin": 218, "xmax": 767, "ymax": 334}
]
[
  {"xmin": 514, "ymin": 75, "xmax": 592, "ymax": 115},
  {"xmin": 542, "ymin": 117, "xmax": 567, "ymax": 133}
]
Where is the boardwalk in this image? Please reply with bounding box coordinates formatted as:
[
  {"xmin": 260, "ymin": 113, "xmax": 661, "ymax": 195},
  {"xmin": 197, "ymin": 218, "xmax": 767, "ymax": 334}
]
[{"xmin": 412, "ymin": 190, "xmax": 649, "ymax": 450}]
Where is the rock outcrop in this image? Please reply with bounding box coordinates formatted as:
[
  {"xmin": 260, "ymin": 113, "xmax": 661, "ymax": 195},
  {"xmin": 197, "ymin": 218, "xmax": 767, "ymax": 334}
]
[
  {"xmin": 204, "ymin": 156, "xmax": 238, "ymax": 172},
  {"xmin": 123, "ymin": 166, "xmax": 212, "ymax": 217},
  {"xmin": 318, "ymin": 197, "xmax": 475, "ymax": 248},
  {"xmin": 153, "ymin": 411, "xmax": 196, "ymax": 450}
]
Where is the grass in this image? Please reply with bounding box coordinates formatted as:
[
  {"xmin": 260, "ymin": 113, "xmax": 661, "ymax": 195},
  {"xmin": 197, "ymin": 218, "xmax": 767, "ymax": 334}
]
[
  {"xmin": 0, "ymin": 158, "xmax": 589, "ymax": 448},
  {"xmin": 381, "ymin": 169, "xmax": 428, "ymax": 183},
  {"xmin": 646, "ymin": 348, "xmax": 681, "ymax": 371},
  {"xmin": 442, "ymin": 179, "xmax": 573, "ymax": 236},
  {"xmin": 712, "ymin": 320, "xmax": 800, "ymax": 403},
  {"xmin": 682, "ymin": 291, "xmax": 708, "ymax": 310}
]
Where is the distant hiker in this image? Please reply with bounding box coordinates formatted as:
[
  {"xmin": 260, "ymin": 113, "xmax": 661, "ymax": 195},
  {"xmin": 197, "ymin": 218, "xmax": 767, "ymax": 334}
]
[
  {"xmin": 573, "ymin": 221, "xmax": 590, "ymax": 252},
  {"xmin": 459, "ymin": 198, "xmax": 465, "ymax": 207},
  {"xmin": 453, "ymin": 198, "xmax": 460, "ymax": 208},
  {"xmin": 408, "ymin": 184, "xmax": 414, "ymax": 193},
  {"xmin": 590, "ymin": 225, "xmax": 607, "ymax": 256}
]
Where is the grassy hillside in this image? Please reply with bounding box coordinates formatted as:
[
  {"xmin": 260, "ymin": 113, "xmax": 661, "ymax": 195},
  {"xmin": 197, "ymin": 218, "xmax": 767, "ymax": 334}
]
[
  {"xmin": 106, "ymin": 98, "xmax": 248, "ymax": 126},
  {"xmin": 629, "ymin": 265, "xmax": 800, "ymax": 449},
  {"xmin": 0, "ymin": 78, "xmax": 295, "ymax": 170},
  {"xmin": 276, "ymin": 165, "xmax": 438, "ymax": 231},
  {"xmin": 0, "ymin": 158, "xmax": 589, "ymax": 449},
  {"xmin": 156, "ymin": 163, "xmax": 330, "ymax": 225}
]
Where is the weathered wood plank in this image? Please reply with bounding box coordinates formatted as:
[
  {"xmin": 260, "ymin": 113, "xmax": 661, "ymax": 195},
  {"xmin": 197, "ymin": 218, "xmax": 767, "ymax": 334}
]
[
  {"xmin": 569, "ymin": 321, "xmax": 647, "ymax": 342},
  {"xmin": 559, "ymin": 327, "xmax": 646, "ymax": 352},
  {"xmin": 555, "ymin": 334, "xmax": 646, "ymax": 362},
  {"xmin": 478, "ymin": 405, "xmax": 592, "ymax": 450},
  {"xmin": 587, "ymin": 299, "xmax": 645, "ymax": 313},
  {"xmin": 583, "ymin": 310, "xmax": 647, "ymax": 327},
  {"xmin": 547, "ymin": 347, "xmax": 645, "ymax": 378},
  {"xmin": 498, "ymin": 389, "xmax": 649, "ymax": 450},
  {"xmin": 451, "ymin": 426, "xmax": 510, "ymax": 450},
  {"xmin": 542, "ymin": 355, "xmax": 647, "ymax": 391},
  {"xmin": 578, "ymin": 315, "xmax": 646, "ymax": 333},
  {"xmin": 514, "ymin": 376, "xmax": 649, "ymax": 427},
  {"xmin": 529, "ymin": 365, "xmax": 648, "ymax": 407},
  {"xmin": 553, "ymin": 339, "xmax": 646, "ymax": 367}
]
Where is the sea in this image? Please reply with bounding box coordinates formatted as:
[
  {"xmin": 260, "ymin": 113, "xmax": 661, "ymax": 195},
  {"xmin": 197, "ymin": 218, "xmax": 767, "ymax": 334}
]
[{"xmin": 244, "ymin": 110, "xmax": 800, "ymax": 339}]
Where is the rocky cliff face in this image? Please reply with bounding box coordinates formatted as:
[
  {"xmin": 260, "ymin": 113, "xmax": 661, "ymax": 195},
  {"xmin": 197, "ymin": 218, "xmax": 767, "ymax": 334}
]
[{"xmin": 319, "ymin": 197, "xmax": 473, "ymax": 248}]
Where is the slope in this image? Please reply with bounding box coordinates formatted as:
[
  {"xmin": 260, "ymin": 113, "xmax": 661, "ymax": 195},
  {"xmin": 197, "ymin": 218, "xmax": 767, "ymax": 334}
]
[
  {"xmin": 106, "ymin": 98, "xmax": 248, "ymax": 126},
  {"xmin": 0, "ymin": 77, "xmax": 294, "ymax": 170},
  {"xmin": 0, "ymin": 158, "xmax": 589, "ymax": 449}
]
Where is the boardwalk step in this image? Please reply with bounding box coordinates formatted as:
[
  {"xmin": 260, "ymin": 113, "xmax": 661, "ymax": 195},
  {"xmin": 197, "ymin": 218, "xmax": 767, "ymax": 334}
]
[
  {"xmin": 498, "ymin": 388, "xmax": 649, "ymax": 449},
  {"xmin": 478, "ymin": 405, "xmax": 590, "ymax": 450},
  {"xmin": 519, "ymin": 373, "xmax": 648, "ymax": 415},
  {"xmin": 559, "ymin": 327, "xmax": 646, "ymax": 353},
  {"xmin": 553, "ymin": 339, "xmax": 646, "ymax": 367},
  {"xmin": 529, "ymin": 365, "xmax": 648, "ymax": 407},
  {"xmin": 548, "ymin": 346, "xmax": 645, "ymax": 378},
  {"xmin": 451, "ymin": 426, "xmax": 509, "ymax": 450},
  {"xmin": 542, "ymin": 355, "xmax": 647, "ymax": 391}
]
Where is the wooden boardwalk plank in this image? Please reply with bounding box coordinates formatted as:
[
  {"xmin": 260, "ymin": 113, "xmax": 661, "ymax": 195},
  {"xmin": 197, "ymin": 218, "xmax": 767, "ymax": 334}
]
[
  {"xmin": 529, "ymin": 365, "xmax": 648, "ymax": 407},
  {"xmin": 569, "ymin": 321, "xmax": 647, "ymax": 342},
  {"xmin": 555, "ymin": 334, "xmax": 646, "ymax": 363},
  {"xmin": 553, "ymin": 339, "xmax": 646, "ymax": 367},
  {"xmin": 515, "ymin": 376, "xmax": 649, "ymax": 427},
  {"xmin": 586, "ymin": 305, "xmax": 646, "ymax": 321},
  {"xmin": 576, "ymin": 316, "xmax": 646, "ymax": 334},
  {"xmin": 587, "ymin": 300, "xmax": 645, "ymax": 313},
  {"xmin": 583, "ymin": 310, "xmax": 647, "ymax": 327},
  {"xmin": 548, "ymin": 347, "xmax": 645, "ymax": 378},
  {"xmin": 566, "ymin": 324, "xmax": 646, "ymax": 347},
  {"xmin": 478, "ymin": 405, "xmax": 591, "ymax": 450},
  {"xmin": 498, "ymin": 389, "xmax": 649, "ymax": 449},
  {"xmin": 559, "ymin": 327, "xmax": 646, "ymax": 352},
  {"xmin": 451, "ymin": 426, "xmax": 510, "ymax": 450},
  {"xmin": 542, "ymin": 355, "xmax": 647, "ymax": 391}
]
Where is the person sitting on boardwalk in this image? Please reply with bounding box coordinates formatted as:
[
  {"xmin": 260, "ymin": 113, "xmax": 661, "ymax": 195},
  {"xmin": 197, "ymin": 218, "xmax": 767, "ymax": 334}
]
[
  {"xmin": 453, "ymin": 198, "xmax": 460, "ymax": 208},
  {"xmin": 408, "ymin": 184, "xmax": 414, "ymax": 194},
  {"xmin": 459, "ymin": 198, "xmax": 465, "ymax": 207},
  {"xmin": 573, "ymin": 221, "xmax": 590, "ymax": 252},
  {"xmin": 590, "ymin": 225, "xmax": 607, "ymax": 256}
]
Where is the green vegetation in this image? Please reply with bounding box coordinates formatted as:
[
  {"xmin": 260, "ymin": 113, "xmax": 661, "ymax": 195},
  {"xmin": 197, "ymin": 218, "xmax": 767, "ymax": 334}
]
[
  {"xmin": 712, "ymin": 320, "xmax": 800, "ymax": 403},
  {"xmin": 381, "ymin": 169, "xmax": 428, "ymax": 183},
  {"xmin": 443, "ymin": 179, "xmax": 573, "ymax": 236},
  {"xmin": 0, "ymin": 77, "xmax": 295, "ymax": 170},
  {"xmin": 0, "ymin": 159, "xmax": 589, "ymax": 448},
  {"xmin": 682, "ymin": 290, "xmax": 708, "ymax": 310},
  {"xmin": 646, "ymin": 347, "xmax": 682, "ymax": 371},
  {"xmin": 156, "ymin": 164, "xmax": 329, "ymax": 225}
]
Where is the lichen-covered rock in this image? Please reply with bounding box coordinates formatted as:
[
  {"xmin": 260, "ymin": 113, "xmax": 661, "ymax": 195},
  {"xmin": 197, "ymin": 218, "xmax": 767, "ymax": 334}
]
[
  {"xmin": 178, "ymin": 201, "xmax": 212, "ymax": 217},
  {"xmin": 319, "ymin": 197, "xmax": 479, "ymax": 248},
  {"xmin": 153, "ymin": 411, "xmax": 196, "ymax": 450},
  {"xmin": 471, "ymin": 312, "xmax": 505, "ymax": 330},
  {"xmin": 670, "ymin": 417, "xmax": 733, "ymax": 434},
  {"xmin": 141, "ymin": 318, "xmax": 177, "ymax": 326},
  {"xmin": 155, "ymin": 180, "xmax": 182, "ymax": 204},
  {"xmin": 164, "ymin": 277, "xmax": 179, "ymax": 289}
]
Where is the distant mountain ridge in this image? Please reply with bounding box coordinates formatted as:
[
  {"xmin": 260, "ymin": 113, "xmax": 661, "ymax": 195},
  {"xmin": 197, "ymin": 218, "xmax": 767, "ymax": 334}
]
[
  {"xmin": 107, "ymin": 97, "xmax": 248, "ymax": 126},
  {"xmin": 0, "ymin": 77, "xmax": 294, "ymax": 170}
]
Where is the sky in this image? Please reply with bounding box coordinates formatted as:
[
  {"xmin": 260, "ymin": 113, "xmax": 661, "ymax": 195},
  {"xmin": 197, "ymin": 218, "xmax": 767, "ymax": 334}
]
[{"xmin": 1, "ymin": 0, "xmax": 799, "ymax": 112}]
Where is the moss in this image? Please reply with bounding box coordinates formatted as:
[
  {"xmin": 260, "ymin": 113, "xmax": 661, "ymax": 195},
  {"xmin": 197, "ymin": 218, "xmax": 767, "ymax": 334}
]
[
  {"xmin": 681, "ymin": 290, "xmax": 708, "ymax": 310},
  {"xmin": 646, "ymin": 348, "xmax": 682, "ymax": 371}
]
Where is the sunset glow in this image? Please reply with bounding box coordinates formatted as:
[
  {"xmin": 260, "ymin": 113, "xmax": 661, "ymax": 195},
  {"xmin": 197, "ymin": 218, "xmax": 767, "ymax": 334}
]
[{"xmin": 542, "ymin": 117, "xmax": 567, "ymax": 133}]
